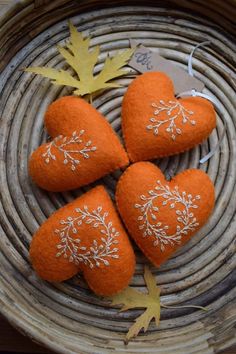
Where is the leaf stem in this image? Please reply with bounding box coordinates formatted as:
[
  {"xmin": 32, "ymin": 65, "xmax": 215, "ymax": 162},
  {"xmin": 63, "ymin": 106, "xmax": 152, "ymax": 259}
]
[{"xmin": 160, "ymin": 303, "xmax": 208, "ymax": 311}]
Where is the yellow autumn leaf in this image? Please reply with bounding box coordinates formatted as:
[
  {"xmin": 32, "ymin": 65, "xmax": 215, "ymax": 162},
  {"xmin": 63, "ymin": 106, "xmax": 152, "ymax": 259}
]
[
  {"xmin": 110, "ymin": 266, "xmax": 207, "ymax": 343},
  {"xmin": 25, "ymin": 21, "xmax": 134, "ymax": 97},
  {"xmin": 110, "ymin": 266, "xmax": 161, "ymax": 342}
]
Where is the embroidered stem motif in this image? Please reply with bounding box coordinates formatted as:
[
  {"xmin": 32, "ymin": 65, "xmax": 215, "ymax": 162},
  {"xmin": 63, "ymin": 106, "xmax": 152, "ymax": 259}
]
[
  {"xmin": 42, "ymin": 130, "xmax": 97, "ymax": 171},
  {"xmin": 134, "ymin": 181, "xmax": 200, "ymax": 252},
  {"xmin": 147, "ymin": 100, "xmax": 195, "ymax": 140},
  {"xmin": 55, "ymin": 206, "xmax": 119, "ymax": 268}
]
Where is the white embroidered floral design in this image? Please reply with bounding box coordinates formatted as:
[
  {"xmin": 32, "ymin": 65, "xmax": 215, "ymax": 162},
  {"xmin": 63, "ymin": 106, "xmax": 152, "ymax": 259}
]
[
  {"xmin": 147, "ymin": 100, "xmax": 196, "ymax": 140},
  {"xmin": 135, "ymin": 180, "xmax": 200, "ymax": 252},
  {"xmin": 55, "ymin": 206, "xmax": 119, "ymax": 268},
  {"xmin": 42, "ymin": 130, "xmax": 97, "ymax": 171}
]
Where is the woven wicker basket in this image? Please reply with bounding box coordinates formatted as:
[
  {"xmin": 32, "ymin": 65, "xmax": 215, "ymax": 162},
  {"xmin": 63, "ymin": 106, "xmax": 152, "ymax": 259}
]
[{"xmin": 0, "ymin": 1, "xmax": 235, "ymax": 353}]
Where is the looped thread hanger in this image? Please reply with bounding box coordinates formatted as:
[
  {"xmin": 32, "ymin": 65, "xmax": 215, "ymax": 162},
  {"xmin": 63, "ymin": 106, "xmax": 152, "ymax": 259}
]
[
  {"xmin": 188, "ymin": 41, "xmax": 211, "ymax": 77},
  {"xmin": 177, "ymin": 41, "xmax": 226, "ymax": 164}
]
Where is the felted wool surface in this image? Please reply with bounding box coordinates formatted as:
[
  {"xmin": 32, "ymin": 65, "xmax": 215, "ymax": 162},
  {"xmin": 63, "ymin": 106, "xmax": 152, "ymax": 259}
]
[
  {"xmin": 116, "ymin": 162, "xmax": 215, "ymax": 267},
  {"xmin": 122, "ymin": 72, "xmax": 216, "ymax": 162},
  {"xmin": 29, "ymin": 96, "xmax": 129, "ymax": 192},
  {"xmin": 30, "ymin": 185, "xmax": 135, "ymax": 296}
]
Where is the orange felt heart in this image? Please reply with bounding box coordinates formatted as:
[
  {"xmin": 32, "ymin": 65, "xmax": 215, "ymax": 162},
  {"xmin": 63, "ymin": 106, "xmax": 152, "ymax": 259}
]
[
  {"xmin": 30, "ymin": 185, "xmax": 135, "ymax": 296},
  {"xmin": 116, "ymin": 162, "xmax": 215, "ymax": 267},
  {"xmin": 29, "ymin": 96, "xmax": 129, "ymax": 192},
  {"xmin": 122, "ymin": 72, "xmax": 216, "ymax": 162}
]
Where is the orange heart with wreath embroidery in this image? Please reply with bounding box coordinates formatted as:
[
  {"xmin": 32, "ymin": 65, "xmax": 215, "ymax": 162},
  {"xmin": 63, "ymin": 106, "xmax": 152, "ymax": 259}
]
[
  {"xmin": 116, "ymin": 162, "xmax": 215, "ymax": 267},
  {"xmin": 30, "ymin": 185, "xmax": 135, "ymax": 296},
  {"xmin": 122, "ymin": 72, "xmax": 216, "ymax": 162}
]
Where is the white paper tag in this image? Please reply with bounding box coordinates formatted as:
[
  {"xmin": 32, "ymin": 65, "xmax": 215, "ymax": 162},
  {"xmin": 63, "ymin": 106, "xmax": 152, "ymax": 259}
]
[{"xmin": 129, "ymin": 41, "xmax": 204, "ymax": 94}]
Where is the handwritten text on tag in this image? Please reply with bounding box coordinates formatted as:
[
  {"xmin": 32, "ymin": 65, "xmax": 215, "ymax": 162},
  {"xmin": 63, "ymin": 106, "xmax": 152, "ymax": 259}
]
[{"xmin": 128, "ymin": 43, "xmax": 204, "ymax": 94}]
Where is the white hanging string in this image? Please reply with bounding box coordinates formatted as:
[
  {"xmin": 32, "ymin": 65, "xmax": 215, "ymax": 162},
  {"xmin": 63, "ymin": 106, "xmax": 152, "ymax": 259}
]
[
  {"xmin": 177, "ymin": 90, "xmax": 226, "ymax": 163},
  {"xmin": 177, "ymin": 41, "xmax": 226, "ymax": 164},
  {"xmin": 188, "ymin": 41, "xmax": 211, "ymax": 77}
]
